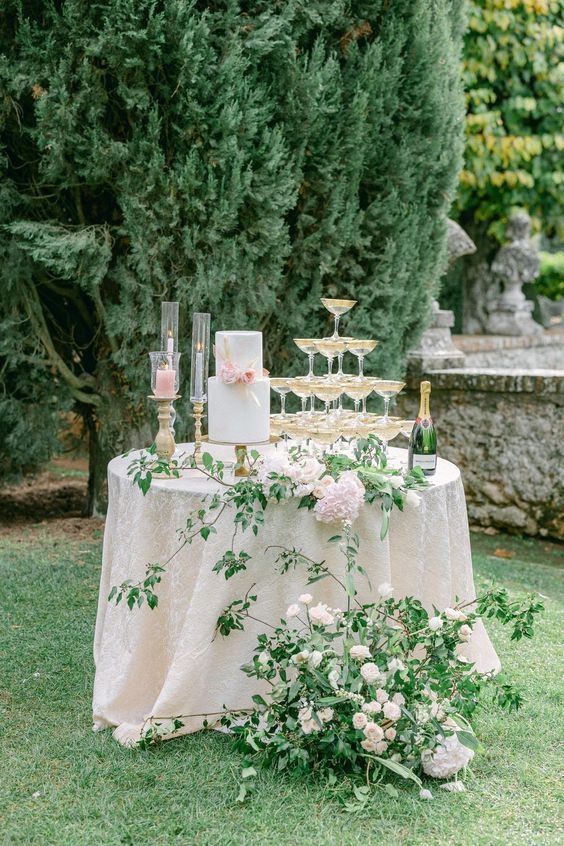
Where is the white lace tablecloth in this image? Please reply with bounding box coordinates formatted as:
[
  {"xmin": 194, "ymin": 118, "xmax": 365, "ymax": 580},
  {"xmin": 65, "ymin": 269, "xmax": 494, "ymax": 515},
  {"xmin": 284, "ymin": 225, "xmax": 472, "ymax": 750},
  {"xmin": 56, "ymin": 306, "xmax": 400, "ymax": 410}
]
[{"xmin": 93, "ymin": 443, "xmax": 500, "ymax": 745}]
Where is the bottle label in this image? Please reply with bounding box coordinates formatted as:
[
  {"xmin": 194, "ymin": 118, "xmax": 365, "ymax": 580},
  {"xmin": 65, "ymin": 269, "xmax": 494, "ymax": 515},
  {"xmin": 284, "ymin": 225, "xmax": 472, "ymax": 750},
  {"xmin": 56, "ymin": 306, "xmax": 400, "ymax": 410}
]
[{"xmin": 412, "ymin": 453, "xmax": 437, "ymax": 470}]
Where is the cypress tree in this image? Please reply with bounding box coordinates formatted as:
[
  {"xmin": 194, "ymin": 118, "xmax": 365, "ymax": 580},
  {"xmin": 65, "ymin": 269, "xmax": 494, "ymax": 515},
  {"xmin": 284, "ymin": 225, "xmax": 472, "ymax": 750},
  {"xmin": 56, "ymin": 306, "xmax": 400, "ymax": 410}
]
[{"xmin": 0, "ymin": 0, "xmax": 465, "ymax": 512}]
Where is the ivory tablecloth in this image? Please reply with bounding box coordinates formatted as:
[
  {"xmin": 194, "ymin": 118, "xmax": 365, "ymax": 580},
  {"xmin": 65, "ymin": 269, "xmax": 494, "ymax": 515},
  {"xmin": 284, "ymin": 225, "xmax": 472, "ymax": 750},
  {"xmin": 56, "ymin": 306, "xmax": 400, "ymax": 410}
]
[{"xmin": 93, "ymin": 443, "xmax": 500, "ymax": 745}]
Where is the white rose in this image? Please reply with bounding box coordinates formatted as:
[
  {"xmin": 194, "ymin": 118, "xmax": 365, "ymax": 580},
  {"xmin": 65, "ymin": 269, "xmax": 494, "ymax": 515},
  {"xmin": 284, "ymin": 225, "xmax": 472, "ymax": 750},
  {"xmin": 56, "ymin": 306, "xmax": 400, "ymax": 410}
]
[
  {"xmin": 328, "ymin": 669, "xmax": 340, "ymax": 689},
  {"xmin": 428, "ymin": 616, "xmax": 443, "ymax": 631},
  {"xmin": 288, "ymin": 457, "xmax": 324, "ymax": 485},
  {"xmin": 298, "ymin": 705, "xmax": 312, "ymax": 721},
  {"xmin": 353, "ymin": 712, "xmax": 368, "ymax": 730},
  {"xmin": 392, "ymin": 692, "xmax": 405, "ymax": 706},
  {"xmin": 445, "ymin": 607, "xmax": 462, "ymax": 621},
  {"xmin": 363, "ymin": 722, "xmax": 384, "ymax": 742},
  {"xmin": 405, "ymin": 490, "xmax": 422, "ymax": 508},
  {"xmin": 374, "ymin": 740, "xmax": 388, "ymax": 754},
  {"xmin": 375, "ymin": 688, "xmax": 389, "ymax": 704},
  {"xmin": 385, "ymin": 727, "xmax": 396, "ymax": 741},
  {"xmin": 350, "ymin": 644, "xmax": 371, "ymax": 661},
  {"xmin": 440, "ymin": 780, "xmax": 466, "ymax": 792},
  {"xmin": 308, "ymin": 650, "xmax": 323, "ymax": 669},
  {"xmin": 389, "ymin": 475, "xmax": 404, "ymax": 489},
  {"xmin": 257, "ymin": 651, "xmax": 270, "ymax": 666},
  {"xmin": 362, "ymin": 701, "xmax": 382, "ymax": 715},
  {"xmin": 312, "ymin": 475, "xmax": 333, "ymax": 499},
  {"xmin": 383, "ymin": 701, "xmax": 402, "ymax": 721},
  {"xmin": 299, "ymin": 593, "xmax": 313, "ymax": 605},
  {"xmin": 286, "ymin": 604, "xmax": 301, "ymax": 618},
  {"xmin": 388, "ymin": 658, "xmax": 406, "ymax": 673},
  {"xmin": 360, "ymin": 662, "xmax": 380, "ymax": 684},
  {"xmin": 361, "ymin": 739, "xmax": 377, "ymax": 753},
  {"xmin": 459, "ymin": 624, "xmax": 472, "ymax": 642},
  {"xmin": 300, "ymin": 718, "xmax": 321, "ymax": 735},
  {"xmin": 294, "ymin": 650, "xmax": 310, "ymax": 665},
  {"xmin": 309, "ymin": 603, "xmax": 335, "ymax": 626},
  {"xmin": 318, "ymin": 707, "xmax": 333, "ymax": 723},
  {"xmin": 377, "ymin": 582, "xmax": 394, "ymax": 599}
]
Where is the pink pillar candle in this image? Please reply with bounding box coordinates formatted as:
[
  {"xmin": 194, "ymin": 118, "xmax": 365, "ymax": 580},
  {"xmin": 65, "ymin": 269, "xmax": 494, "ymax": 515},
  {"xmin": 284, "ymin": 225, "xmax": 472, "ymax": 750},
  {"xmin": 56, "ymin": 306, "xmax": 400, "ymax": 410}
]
[{"xmin": 154, "ymin": 367, "xmax": 176, "ymax": 397}]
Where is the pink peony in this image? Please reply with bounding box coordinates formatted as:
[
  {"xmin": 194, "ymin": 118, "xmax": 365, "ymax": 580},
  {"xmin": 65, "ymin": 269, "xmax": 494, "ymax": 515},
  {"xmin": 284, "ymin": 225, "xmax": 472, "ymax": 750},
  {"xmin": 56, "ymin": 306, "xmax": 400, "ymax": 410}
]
[
  {"xmin": 241, "ymin": 368, "xmax": 257, "ymax": 385},
  {"xmin": 219, "ymin": 360, "xmax": 240, "ymax": 384},
  {"xmin": 313, "ymin": 472, "xmax": 365, "ymax": 524}
]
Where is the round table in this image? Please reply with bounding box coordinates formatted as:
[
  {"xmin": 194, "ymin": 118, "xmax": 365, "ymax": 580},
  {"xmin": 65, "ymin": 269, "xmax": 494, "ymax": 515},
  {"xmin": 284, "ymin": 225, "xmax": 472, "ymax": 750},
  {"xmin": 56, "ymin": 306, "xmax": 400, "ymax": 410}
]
[{"xmin": 93, "ymin": 443, "xmax": 500, "ymax": 746}]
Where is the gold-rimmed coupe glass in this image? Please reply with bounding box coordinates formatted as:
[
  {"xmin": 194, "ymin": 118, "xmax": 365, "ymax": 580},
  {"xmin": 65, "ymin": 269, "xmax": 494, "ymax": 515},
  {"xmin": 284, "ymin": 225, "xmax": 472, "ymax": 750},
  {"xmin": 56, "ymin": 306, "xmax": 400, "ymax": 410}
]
[
  {"xmin": 345, "ymin": 339, "xmax": 378, "ymax": 379},
  {"xmin": 400, "ymin": 420, "xmax": 415, "ymax": 439},
  {"xmin": 311, "ymin": 380, "xmax": 343, "ymax": 421},
  {"xmin": 342, "ymin": 378, "xmax": 376, "ymax": 418},
  {"xmin": 358, "ymin": 415, "xmax": 405, "ymax": 456},
  {"xmin": 270, "ymin": 378, "xmax": 293, "ymax": 418},
  {"xmin": 289, "ymin": 377, "xmax": 315, "ymax": 416},
  {"xmin": 293, "ymin": 339, "xmax": 318, "ymax": 380},
  {"xmin": 321, "ymin": 297, "xmax": 357, "ymax": 340},
  {"xmin": 313, "ymin": 339, "xmax": 348, "ymax": 379},
  {"xmin": 372, "ymin": 379, "xmax": 406, "ymax": 423}
]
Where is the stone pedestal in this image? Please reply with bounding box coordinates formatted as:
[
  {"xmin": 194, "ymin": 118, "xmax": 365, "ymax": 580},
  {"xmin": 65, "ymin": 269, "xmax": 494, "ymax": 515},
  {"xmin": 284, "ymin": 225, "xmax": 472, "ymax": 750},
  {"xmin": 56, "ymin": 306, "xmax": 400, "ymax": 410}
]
[
  {"xmin": 407, "ymin": 301, "xmax": 465, "ymax": 375},
  {"xmin": 485, "ymin": 299, "xmax": 543, "ymax": 336}
]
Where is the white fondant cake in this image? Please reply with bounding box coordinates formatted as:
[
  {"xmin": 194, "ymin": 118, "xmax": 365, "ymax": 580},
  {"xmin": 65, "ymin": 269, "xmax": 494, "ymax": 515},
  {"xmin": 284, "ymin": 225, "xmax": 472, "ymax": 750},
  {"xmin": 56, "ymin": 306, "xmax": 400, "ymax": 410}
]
[{"xmin": 208, "ymin": 331, "xmax": 270, "ymax": 444}]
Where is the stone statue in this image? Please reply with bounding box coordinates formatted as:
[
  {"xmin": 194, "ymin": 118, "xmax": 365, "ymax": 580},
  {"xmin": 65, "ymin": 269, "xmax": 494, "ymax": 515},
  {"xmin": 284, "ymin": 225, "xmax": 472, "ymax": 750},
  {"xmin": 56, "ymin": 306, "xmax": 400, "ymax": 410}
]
[
  {"xmin": 485, "ymin": 211, "xmax": 543, "ymax": 336},
  {"xmin": 447, "ymin": 219, "xmax": 477, "ymax": 265}
]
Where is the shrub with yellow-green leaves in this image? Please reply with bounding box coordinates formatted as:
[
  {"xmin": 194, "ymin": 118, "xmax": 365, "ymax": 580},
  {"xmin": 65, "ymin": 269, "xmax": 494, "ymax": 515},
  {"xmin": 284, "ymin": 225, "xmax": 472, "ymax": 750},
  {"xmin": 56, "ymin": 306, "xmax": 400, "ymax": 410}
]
[{"xmin": 456, "ymin": 0, "xmax": 563, "ymax": 241}]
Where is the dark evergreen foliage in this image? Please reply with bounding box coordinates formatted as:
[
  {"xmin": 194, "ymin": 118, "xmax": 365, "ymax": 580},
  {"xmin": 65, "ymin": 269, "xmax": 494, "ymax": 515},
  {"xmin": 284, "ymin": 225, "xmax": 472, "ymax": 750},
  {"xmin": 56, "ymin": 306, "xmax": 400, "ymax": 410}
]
[{"xmin": 0, "ymin": 1, "xmax": 465, "ymax": 510}]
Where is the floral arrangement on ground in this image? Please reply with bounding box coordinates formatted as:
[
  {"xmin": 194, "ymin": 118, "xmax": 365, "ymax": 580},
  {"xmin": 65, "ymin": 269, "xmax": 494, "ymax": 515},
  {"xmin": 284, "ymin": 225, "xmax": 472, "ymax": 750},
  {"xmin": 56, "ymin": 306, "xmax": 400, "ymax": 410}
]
[{"xmin": 110, "ymin": 437, "xmax": 543, "ymax": 805}]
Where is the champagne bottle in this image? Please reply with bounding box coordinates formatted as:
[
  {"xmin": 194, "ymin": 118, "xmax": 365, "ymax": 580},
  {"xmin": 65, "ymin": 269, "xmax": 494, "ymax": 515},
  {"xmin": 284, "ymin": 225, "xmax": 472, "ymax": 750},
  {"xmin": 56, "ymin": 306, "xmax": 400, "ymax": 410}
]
[{"xmin": 408, "ymin": 380, "xmax": 437, "ymax": 475}]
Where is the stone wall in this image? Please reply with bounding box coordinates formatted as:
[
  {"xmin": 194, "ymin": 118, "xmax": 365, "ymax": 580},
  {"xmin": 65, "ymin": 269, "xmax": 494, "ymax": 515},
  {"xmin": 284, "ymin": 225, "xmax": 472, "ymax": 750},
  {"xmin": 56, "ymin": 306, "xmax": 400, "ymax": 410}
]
[
  {"xmin": 396, "ymin": 369, "xmax": 564, "ymax": 540},
  {"xmin": 453, "ymin": 329, "xmax": 564, "ymax": 370}
]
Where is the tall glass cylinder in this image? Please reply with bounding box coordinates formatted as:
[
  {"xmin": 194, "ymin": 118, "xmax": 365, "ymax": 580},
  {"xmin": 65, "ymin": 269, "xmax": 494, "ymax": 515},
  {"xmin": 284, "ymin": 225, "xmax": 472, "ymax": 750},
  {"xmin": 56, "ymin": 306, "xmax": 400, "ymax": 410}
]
[
  {"xmin": 190, "ymin": 313, "xmax": 210, "ymax": 402},
  {"xmin": 161, "ymin": 302, "xmax": 179, "ymax": 355}
]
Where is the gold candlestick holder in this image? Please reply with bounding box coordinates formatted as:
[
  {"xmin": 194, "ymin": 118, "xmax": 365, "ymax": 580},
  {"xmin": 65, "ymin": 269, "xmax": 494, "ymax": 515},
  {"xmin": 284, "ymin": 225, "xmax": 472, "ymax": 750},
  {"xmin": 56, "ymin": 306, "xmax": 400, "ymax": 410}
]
[
  {"xmin": 148, "ymin": 395, "xmax": 180, "ymax": 467},
  {"xmin": 234, "ymin": 444, "xmax": 250, "ymax": 477},
  {"xmin": 192, "ymin": 400, "xmax": 205, "ymax": 466}
]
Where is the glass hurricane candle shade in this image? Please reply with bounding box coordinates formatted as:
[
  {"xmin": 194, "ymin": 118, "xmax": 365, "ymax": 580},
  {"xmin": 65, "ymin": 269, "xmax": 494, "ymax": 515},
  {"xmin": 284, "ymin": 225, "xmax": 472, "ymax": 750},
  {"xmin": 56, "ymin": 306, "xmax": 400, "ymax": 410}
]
[
  {"xmin": 190, "ymin": 313, "xmax": 211, "ymax": 403},
  {"xmin": 161, "ymin": 302, "xmax": 179, "ymax": 353},
  {"xmin": 150, "ymin": 351, "xmax": 181, "ymax": 397}
]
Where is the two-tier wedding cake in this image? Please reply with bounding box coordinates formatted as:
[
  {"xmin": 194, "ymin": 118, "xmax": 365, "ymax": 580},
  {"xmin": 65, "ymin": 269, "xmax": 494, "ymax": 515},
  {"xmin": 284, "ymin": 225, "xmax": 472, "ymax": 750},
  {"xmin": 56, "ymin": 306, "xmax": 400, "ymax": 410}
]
[{"xmin": 207, "ymin": 331, "xmax": 270, "ymax": 444}]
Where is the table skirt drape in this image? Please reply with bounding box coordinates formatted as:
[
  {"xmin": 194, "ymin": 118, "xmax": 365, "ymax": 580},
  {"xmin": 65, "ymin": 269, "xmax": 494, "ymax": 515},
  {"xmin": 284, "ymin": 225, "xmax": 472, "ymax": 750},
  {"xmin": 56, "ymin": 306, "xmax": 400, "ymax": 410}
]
[{"xmin": 93, "ymin": 444, "xmax": 500, "ymax": 746}]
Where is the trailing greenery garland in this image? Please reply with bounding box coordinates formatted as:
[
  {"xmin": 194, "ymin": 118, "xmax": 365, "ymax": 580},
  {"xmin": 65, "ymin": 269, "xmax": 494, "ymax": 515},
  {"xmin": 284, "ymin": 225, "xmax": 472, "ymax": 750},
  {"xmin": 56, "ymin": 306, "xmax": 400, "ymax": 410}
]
[{"xmin": 108, "ymin": 440, "xmax": 542, "ymax": 803}]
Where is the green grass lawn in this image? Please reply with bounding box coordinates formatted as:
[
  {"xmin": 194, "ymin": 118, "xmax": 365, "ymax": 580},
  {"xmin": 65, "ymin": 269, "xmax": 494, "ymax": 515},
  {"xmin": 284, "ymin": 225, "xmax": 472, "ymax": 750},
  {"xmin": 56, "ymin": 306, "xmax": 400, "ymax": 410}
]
[{"xmin": 1, "ymin": 525, "xmax": 562, "ymax": 846}]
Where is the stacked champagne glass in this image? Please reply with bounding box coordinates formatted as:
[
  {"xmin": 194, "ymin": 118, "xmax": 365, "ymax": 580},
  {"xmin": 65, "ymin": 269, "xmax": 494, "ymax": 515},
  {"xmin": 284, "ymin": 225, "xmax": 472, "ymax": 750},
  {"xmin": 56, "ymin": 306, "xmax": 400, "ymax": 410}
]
[{"xmin": 269, "ymin": 298, "xmax": 415, "ymax": 453}]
